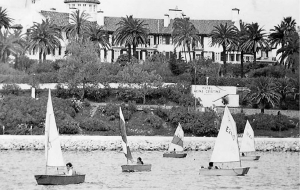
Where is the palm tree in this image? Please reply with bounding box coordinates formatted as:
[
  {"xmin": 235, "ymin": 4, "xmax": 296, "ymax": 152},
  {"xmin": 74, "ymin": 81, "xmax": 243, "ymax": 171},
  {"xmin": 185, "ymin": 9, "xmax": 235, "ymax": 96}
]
[
  {"xmin": 269, "ymin": 23, "xmax": 285, "ymax": 49},
  {"xmin": 0, "ymin": 30, "xmax": 25, "ymax": 63},
  {"xmin": 228, "ymin": 21, "xmax": 249, "ymax": 78},
  {"xmin": 64, "ymin": 10, "xmax": 90, "ymax": 40},
  {"xmin": 281, "ymin": 17, "xmax": 296, "ymax": 36},
  {"xmin": 86, "ymin": 24, "xmax": 110, "ymax": 58},
  {"xmin": 0, "ymin": 7, "xmax": 13, "ymax": 29},
  {"xmin": 210, "ymin": 23, "xmax": 237, "ymax": 74},
  {"xmin": 113, "ymin": 15, "xmax": 149, "ymax": 61},
  {"xmin": 269, "ymin": 17, "xmax": 297, "ymax": 65},
  {"xmin": 275, "ymin": 78, "xmax": 294, "ymax": 109},
  {"xmin": 27, "ymin": 19, "xmax": 62, "ymax": 61},
  {"xmin": 241, "ymin": 23, "xmax": 268, "ymax": 65},
  {"xmin": 276, "ymin": 32, "xmax": 299, "ymax": 70},
  {"xmin": 246, "ymin": 77, "xmax": 281, "ymax": 113},
  {"xmin": 172, "ymin": 17, "xmax": 200, "ymax": 62}
]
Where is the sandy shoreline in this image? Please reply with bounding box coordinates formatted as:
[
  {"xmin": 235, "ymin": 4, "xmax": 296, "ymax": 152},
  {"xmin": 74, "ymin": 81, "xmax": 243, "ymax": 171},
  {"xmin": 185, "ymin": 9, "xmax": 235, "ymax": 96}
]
[{"xmin": 0, "ymin": 135, "xmax": 299, "ymax": 152}]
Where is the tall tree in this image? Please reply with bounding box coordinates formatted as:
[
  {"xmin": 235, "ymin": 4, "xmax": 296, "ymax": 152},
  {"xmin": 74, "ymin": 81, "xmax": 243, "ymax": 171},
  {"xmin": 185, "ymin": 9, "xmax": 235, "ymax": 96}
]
[
  {"xmin": 210, "ymin": 23, "xmax": 237, "ymax": 74},
  {"xmin": 0, "ymin": 29, "xmax": 25, "ymax": 63},
  {"xmin": 0, "ymin": 7, "xmax": 13, "ymax": 29},
  {"xmin": 27, "ymin": 19, "xmax": 62, "ymax": 61},
  {"xmin": 228, "ymin": 21, "xmax": 249, "ymax": 78},
  {"xmin": 58, "ymin": 39, "xmax": 100, "ymax": 100},
  {"xmin": 241, "ymin": 23, "xmax": 268, "ymax": 65},
  {"xmin": 86, "ymin": 24, "xmax": 110, "ymax": 58},
  {"xmin": 117, "ymin": 63, "xmax": 162, "ymax": 104},
  {"xmin": 113, "ymin": 15, "xmax": 149, "ymax": 61},
  {"xmin": 276, "ymin": 32, "xmax": 299, "ymax": 70},
  {"xmin": 246, "ymin": 77, "xmax": 281, "ymax": 113},
  {"xmin": 172, "ymin": 17, "xmax": 200, "ymax": 62},
  {"xmin": 64, "ymin": 10, "xmax": 90, "ymax": 40},
  {"xmin": 269, "ymin": 23, "xmax": 285, "ymax": 49}
]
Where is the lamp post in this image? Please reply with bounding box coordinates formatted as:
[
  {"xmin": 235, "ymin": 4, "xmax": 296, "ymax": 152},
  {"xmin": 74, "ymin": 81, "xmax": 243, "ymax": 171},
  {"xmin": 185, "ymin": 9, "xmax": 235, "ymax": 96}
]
[{"xmin": 31, "ymin": 73, "xmax": 36, "ymax": 99}]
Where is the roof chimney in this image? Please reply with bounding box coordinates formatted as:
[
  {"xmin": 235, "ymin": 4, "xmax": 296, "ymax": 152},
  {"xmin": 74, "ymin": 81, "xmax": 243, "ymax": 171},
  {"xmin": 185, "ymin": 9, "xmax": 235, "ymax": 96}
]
[
  {"xmin": 97, "ymin": 10, "xmax": 104, "ymax": 26},
  {"xmin": 164, "ymin": 14, "xmax": 169, "ymax": 27},
  {"xmin": 232, "ymin": 8, "xmax": 240, "ymax": 30}
]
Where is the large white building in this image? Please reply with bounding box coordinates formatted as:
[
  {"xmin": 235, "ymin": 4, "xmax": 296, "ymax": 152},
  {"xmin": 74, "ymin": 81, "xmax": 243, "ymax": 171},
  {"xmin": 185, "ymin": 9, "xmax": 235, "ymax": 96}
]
[{"xmin": 3, "ymin": 0, "xmax": 276, "ymax": 63}]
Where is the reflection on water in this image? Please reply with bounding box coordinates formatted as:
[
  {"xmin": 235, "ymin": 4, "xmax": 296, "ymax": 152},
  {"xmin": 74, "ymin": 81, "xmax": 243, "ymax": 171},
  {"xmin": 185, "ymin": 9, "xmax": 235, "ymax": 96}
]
[{"xmin": 0, "ymin": 150, "xmax": 299, "ymax": 190}]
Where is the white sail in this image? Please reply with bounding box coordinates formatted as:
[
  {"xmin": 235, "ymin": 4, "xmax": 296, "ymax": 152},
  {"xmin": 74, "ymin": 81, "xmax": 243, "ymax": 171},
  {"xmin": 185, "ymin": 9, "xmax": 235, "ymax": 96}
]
[
  {"xmin": 45, "ymin": 89, "xmax": 65, "ymax": 167},
  {"xmin": 210, "ymin": 106, "xmax": 240, "ymax": 163},
  {"xmin": 168, "ymin": 123, "xmax": 184, "ymax": 152},
  {"xmin": 240, "ymin": 120, "xmax": 255, "ymax": 152}
]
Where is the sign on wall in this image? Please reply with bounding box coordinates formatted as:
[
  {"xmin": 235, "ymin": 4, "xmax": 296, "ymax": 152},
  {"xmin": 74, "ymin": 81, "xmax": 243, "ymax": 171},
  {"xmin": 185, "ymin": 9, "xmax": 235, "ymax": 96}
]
[{"xmin": 191, "ymin": 85, "xmax": 239, "ymax": 107}]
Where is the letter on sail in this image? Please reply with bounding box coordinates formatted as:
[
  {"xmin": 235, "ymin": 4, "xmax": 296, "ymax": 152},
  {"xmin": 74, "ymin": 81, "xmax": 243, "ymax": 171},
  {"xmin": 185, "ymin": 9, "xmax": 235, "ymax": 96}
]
[
  {"xmin": 240, "ymin": 120, "xmax": 255, "ymax": 153},
  {"xmin": 45, "ymin": 89, "xmax": 65, "ymax": 167},
  {"xmin": 210, "ymin": 106, "xmax": 240, "ymax": 163}
]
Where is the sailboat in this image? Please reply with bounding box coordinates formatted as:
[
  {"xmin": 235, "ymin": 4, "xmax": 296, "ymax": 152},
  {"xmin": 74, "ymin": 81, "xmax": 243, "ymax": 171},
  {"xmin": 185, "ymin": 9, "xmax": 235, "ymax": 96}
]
[
  {"xmin": 199, "ymin": 106, "xmax": 250, "ymax": 176},
  {"xmin": 163, "ymin": 123, "xmax": 187, "ymax": 158},
  {"xmin": 240, "ymin": 120, "xmax": 260, "ymax": 161},
  {"xmin": 35, "ymin": 89, "xmax": 85, "ymax": 185},
  {"xmin": 119, "ymin": 107, "xmax": 151, "ymax": 172}
]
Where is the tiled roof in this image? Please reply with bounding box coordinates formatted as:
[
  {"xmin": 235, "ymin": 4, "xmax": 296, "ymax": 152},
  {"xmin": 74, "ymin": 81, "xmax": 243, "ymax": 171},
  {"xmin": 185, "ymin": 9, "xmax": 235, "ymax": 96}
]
[
  {"xmin": 64, "ymin": 0, "xmax": 100, "ymax": 4},
  {"xmin": 103, "ymin": 17, "xmax": 233, "ymax": 35},
  {"xmin": 40, "ymin": 11, "xmax": 233, "ymax": 35},
  {"xmin": 40, "ymin": 11, "xmax": 69, "ymax": 27}
]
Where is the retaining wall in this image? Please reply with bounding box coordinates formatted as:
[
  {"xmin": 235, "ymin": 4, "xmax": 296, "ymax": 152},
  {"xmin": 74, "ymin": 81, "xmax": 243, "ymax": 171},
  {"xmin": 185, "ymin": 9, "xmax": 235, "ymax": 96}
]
[{"xmin": 0, "ymin": 135, "xmax": 299, "ymax": 152}]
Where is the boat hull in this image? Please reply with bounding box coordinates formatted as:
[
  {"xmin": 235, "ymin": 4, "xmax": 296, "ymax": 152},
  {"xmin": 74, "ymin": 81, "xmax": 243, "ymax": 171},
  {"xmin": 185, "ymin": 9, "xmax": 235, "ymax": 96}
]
[
  {"xmin": 121, "ymin": 164, "xmax": 152, "ymax": 172},
  {"xmin": 163, "ymin": 153, "xmax": 187, "ymax": 158},
  {"xmin": 199, "ymin": 167, "xmax": 250, "ymax": 176},
  {"xmin": 241, "ymin": 155, "xmax": 260, "ymax": 161},
  {"xmin": 34, "ymin": 174, "xmax": 85, "ymax": 185}
]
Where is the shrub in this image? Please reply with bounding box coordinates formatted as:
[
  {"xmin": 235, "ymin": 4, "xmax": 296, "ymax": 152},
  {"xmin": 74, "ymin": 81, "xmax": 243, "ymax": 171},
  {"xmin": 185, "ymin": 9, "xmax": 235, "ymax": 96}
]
[
  {"xmin": 85, "ymin": 86, "xmax": 111, "ymax": 102},
  {"xmin": 1, "ymin": 83, "xmax": 22, "ymax": 95},
  {"xmin": 116, "ymin": 54, "xmax": 139, "ymax": 66},
  {"xmin": 58, "ymin": 117, "xmax": 80, "ymax": 134},
  {"xmin": 79, "ymin": 118, "xmax": 110, "ymax": 131},
  {"xmin": 144, "ymin": 113, "xmax": 163, "ymax": 129}
]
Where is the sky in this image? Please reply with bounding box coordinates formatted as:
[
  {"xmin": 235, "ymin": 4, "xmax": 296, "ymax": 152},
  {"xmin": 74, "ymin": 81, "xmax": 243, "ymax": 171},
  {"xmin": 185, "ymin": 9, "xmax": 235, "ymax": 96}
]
[{"xmin": 1, "ymin": 0, "xmax": 299, "ymax": 31}]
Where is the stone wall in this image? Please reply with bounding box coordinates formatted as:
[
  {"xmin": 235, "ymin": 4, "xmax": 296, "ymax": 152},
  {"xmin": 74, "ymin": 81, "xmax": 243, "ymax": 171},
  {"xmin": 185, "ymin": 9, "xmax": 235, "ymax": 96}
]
[
  {"xmin": 0, "ymin": 135, "xmax": 299, "ymax": 152},
  {"xmin": 216, "ymin": 107, "xmax": 299, "ymax": 119}
]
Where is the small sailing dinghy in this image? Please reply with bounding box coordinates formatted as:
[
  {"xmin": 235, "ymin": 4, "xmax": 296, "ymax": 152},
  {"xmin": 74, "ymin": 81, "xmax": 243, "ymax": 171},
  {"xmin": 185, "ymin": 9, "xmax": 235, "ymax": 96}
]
[
  {"xmin": 199, "ymin": 106, "xmax": 250, "ymax": 176},
  {"xmin": 163, "ymin": 123, "xmax": 187, "ymax": 158},
  {"xmin": 240, "ymin": 120, "xmax": 260, "ymax": 161},
  {"xmin": 35, "ymin": 89, "xmax": 85, "ymax": 185},
  {"xmin": 119, "ymin": 107, "xmax": 151, "ymax": 172}
]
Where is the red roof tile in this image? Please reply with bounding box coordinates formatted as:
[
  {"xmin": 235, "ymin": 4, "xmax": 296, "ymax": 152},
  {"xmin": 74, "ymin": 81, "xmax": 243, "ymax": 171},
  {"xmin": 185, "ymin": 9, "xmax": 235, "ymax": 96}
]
[
  {"xmin": 41, "ymin": 11, "xmax": 69, "ymax": 27},
  {"xmin": 64, "ymin": 0, "xmax": 100, "ymax": 4},
  {"xmin": 40, "ymin": 11, "xmax": 233, "ymax": 35}
]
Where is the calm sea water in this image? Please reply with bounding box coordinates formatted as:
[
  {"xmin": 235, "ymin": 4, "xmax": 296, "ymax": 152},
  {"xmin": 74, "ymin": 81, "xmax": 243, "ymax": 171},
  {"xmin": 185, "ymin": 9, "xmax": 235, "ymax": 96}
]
[{"xmin": 0, "ymin": 150, "xmax": 299, "ymax": 190}]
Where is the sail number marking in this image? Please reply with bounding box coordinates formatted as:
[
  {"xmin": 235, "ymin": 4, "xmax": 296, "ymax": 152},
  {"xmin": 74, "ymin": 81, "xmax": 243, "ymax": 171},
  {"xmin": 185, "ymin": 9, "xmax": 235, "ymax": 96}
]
[{"xmin": 225, "ymin": 126, "xmax": 236, "ymax": 141}]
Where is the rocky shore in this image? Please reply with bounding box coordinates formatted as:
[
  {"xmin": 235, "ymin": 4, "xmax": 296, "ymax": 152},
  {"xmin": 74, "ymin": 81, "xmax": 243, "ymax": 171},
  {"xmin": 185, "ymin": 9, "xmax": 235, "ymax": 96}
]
[{"xmin": 0, "ymin": 135, "xmax": 299, "ymax": 152}]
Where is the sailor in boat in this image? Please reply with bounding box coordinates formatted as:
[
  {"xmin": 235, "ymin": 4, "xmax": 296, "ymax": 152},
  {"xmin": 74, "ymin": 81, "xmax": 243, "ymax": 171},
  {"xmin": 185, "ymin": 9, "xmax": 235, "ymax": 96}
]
[
  {"xmin": 137, "ymin": 157, "xmax": 144, "ymax": 165},
  {"xmin": 173, "ymin": 148, "xmax": 176, "ymax": 154},
  {"xmin": 207, "ymin": 162, "xmax": 220, "ymax": 169},
  {"xmin": 65, "ymin": 162, "xmax": 76, "ymax": 176}
]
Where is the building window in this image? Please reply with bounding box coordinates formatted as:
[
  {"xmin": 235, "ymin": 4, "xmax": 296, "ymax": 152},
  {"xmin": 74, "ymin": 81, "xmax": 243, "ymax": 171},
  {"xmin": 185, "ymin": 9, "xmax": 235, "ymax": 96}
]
[
  {"xmin": 236, "ymin": 54, "xmax": 240, "ymax": 61},
  {"xmin": 89, "ymin": 5, "xmax": 92, "ymax": 11},
  {"xmin": 166, "ymin": 36, "xmax": 170, "ymax": 44},
  {"xmin": 72, "ymin": 4, "xmax": 75, "ymax": 7},
  {"xmin": 230, "ymin": 54, "xmax": 234, "ymax": 61},
  {"xmin": 59, "ymin": 46, "xmax": 62, "ymax": 55},
  {"xmin": 78, "ymin": 4, "xmax": 81, "ymax": 6},
  {"xmin": 83, "ymin": 4, "xmax": 86, "ymax": 6},
  {"xmin": 94, "ymin": 5, "xmax": 96, "ymax": 12},
  {"xmin": 162, "ymin": 37, "xmax": 166, "ymax": 44}
]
